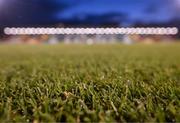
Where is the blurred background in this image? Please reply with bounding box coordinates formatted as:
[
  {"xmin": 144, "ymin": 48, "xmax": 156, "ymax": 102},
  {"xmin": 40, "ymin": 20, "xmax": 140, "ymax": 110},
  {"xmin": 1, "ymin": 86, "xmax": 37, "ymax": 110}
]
[{"xmin": 0, "ymin": 0, "xmax": 180, "ymax": 44}]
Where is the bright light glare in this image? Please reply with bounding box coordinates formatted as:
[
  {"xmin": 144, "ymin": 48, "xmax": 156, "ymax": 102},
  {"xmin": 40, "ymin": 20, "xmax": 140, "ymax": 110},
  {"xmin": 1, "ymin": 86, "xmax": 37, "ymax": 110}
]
[{"xmin": 4, "ymin": 27, "xmax": 178, "ymax": 35}]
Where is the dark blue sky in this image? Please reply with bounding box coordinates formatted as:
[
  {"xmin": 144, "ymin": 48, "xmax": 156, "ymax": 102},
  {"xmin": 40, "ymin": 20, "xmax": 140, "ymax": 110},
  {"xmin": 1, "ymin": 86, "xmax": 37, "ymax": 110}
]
[{"xmin": 0, "ymin": 0, "xmax": 180, "ymax": 27}]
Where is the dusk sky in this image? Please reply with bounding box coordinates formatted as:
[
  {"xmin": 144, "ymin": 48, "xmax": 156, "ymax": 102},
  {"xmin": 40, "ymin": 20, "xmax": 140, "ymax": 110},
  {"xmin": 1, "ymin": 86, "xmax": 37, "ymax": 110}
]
[{"xmin": 0, "ymin": 0, "xmax": 180, "ymax": 28}]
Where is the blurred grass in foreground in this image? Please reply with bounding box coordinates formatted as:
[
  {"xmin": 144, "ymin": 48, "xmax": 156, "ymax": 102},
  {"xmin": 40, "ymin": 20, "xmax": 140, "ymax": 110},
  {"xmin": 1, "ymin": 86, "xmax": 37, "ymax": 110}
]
[{"xmin": 0, "ymin": 44, "xmax": 179, "ymax": 122}]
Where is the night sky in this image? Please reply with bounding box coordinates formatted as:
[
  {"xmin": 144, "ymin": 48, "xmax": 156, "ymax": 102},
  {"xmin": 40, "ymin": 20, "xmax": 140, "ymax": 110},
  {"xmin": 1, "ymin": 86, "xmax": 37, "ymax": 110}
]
[{"xmin": 0, "ymin": 0, "xmax": 180, "ymax": 28}]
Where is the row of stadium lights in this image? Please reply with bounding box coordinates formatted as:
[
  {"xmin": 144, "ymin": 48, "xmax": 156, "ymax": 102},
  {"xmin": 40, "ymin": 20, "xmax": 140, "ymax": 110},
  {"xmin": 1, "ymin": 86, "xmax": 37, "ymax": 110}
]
[{"xmin": 4, "ymin": 27, "xmax": 178, "ymax": 35}]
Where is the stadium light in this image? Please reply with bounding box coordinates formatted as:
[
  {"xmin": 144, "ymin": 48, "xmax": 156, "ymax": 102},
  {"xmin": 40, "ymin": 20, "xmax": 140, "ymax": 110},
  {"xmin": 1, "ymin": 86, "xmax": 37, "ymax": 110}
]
[{"xmin": 4, "ymin": 27, "xmax": 178, "ymax": 35}]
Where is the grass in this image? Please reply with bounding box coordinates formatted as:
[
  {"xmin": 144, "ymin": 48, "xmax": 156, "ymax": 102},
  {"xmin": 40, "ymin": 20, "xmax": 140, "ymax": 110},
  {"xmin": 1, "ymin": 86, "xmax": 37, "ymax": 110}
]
[{"xmin": 0, "ymin": 44, "xmax": 179, "ymax": 122}]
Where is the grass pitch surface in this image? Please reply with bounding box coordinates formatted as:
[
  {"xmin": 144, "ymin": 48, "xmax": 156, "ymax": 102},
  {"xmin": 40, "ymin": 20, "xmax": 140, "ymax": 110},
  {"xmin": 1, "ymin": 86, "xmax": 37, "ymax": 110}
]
[{"xmin": 0, "ymin": 44, "xmax": 179, "ymax": 122}]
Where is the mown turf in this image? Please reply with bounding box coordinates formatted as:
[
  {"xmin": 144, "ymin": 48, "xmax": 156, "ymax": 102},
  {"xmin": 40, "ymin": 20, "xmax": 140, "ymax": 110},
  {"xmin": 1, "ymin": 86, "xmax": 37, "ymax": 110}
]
[{"xmin": 0, "ymin": 44, "xmax": 179, "ymax": 122}]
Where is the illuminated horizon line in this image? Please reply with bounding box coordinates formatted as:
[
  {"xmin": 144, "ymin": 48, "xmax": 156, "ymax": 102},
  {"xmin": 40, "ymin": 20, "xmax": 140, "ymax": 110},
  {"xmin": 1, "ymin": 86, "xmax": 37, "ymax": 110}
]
[{"xmin": 4, "ymin": 27, "xmax": 178, "ymax": 35}]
